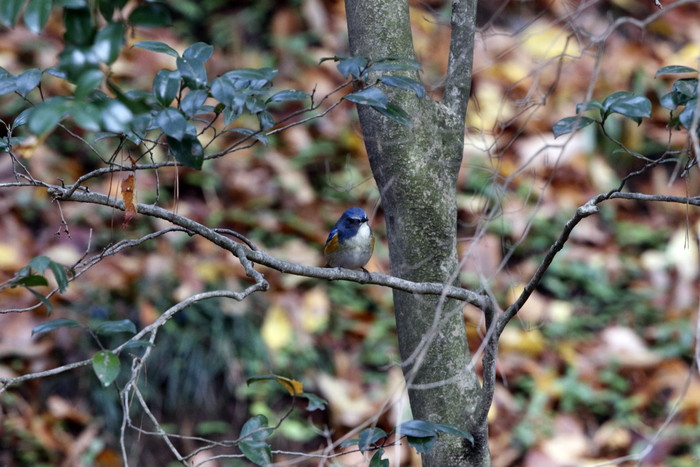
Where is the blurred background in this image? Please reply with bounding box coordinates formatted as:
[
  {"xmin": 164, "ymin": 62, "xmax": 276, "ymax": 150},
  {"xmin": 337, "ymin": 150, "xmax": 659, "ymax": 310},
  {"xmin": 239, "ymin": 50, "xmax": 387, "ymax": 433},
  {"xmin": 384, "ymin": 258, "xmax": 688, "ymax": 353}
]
[{"xmin": 1, "ymin": 0, "xmax": 700, "ymax": 465}]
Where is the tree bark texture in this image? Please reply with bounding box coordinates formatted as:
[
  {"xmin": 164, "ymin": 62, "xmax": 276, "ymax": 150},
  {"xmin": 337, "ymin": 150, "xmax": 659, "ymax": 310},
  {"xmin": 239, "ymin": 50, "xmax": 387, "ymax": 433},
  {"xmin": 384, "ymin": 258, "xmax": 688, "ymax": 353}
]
[{"xmin": 344, "ymin": 0, "xmax": 490, "ymax": 465}]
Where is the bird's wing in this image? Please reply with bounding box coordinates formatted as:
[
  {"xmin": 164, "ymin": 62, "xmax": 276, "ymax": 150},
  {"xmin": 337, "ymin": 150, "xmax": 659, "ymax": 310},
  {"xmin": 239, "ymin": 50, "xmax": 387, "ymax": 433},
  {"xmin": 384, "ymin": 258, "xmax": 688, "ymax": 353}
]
[{"xmin": 324, "ymin": 230, "xmax": 340, "ymax": 255}]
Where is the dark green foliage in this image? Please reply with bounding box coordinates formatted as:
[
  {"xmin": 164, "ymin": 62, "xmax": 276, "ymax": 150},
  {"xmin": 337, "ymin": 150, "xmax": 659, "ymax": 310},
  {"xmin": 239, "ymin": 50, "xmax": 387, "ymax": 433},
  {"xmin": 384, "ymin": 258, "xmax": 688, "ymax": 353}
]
[{"xmin": 554, "ymin": 65, "xmax": 698, "ymax": 138}]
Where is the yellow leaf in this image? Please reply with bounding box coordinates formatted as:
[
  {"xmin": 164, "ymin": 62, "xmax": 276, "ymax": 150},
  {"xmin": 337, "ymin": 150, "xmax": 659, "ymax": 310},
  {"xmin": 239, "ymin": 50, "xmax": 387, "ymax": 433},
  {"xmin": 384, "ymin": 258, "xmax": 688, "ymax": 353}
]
[
  {"xmin": 248, "ymin": 374, "xmax": 304, "ymax": 396},
  {"xmin": 261, "ymin": 305, "xmax": 292, "ymax": 350},
  {"xmin": 300, "ymin": 287, "xmax": 329, "ymax": 333}
]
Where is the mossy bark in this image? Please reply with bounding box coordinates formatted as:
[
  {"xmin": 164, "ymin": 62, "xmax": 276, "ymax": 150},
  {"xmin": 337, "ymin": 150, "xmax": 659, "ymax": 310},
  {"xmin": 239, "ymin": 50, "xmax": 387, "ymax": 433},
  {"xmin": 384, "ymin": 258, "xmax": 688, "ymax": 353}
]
[{"xmin": 345, "ymin": 0, "xmax": 490, "ymax": 465}]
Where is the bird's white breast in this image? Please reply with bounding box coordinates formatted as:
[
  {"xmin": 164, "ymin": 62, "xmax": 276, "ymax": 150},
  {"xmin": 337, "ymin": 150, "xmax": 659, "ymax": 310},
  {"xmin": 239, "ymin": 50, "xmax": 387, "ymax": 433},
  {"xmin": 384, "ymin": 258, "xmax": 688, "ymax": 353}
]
[{"xmin": 344, "ymin": 223, "xmax": 371, "ymax": 248}]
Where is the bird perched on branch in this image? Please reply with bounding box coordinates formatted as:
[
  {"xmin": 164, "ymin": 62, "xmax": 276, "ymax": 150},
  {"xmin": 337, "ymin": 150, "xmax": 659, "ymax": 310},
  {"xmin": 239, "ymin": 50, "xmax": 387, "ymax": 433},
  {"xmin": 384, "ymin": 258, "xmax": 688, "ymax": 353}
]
[{"xmin": 323, "ymin": 207, "xmax": 374, "ymax": 271}]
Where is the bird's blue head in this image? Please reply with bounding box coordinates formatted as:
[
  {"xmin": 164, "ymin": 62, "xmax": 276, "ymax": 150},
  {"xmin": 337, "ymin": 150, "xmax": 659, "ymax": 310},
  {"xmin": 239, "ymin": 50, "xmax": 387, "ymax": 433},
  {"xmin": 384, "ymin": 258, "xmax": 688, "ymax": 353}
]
[{"xmin": 333, "ymin": 207, "xmax": 369, "ymax": 241}]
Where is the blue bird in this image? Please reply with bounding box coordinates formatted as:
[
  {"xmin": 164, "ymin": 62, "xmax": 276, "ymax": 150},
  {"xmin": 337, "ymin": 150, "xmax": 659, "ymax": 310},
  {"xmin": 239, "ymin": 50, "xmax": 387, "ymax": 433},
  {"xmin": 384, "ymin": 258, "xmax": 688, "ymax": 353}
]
[{"xmin": 323, "ymin": 207, "xmax": 374, "ymax": 271}]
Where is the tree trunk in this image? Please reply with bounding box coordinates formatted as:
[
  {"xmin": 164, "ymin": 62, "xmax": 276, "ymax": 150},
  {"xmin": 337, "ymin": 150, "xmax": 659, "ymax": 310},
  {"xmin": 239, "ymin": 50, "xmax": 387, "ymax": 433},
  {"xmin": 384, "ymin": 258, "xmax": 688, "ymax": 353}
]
[{"xmin": 344, "ymin": 0, "xmax": 490, "ymax": 465}]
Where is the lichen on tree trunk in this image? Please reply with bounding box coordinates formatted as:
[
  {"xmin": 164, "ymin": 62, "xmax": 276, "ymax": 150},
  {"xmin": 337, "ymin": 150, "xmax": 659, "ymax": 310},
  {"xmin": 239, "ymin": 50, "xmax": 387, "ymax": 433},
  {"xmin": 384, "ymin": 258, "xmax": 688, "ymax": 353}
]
[{"xmin": 344, "ymin": 0, "xmax": 490, "ymax": 465}]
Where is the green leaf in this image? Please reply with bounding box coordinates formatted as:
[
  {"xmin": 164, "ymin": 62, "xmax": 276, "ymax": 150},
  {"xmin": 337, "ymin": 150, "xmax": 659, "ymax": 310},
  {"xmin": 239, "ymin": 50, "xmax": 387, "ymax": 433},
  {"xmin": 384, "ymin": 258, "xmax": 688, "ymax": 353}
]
[
  {"xmin": 180, "ymin": 89, "xmax": 208, "ymax": 117},
  {"xmin": 93, "ymin": 319, "xmax": 137, "ymax": 335},
  {"xmin": 182, "ymin": 42, "xmax": 213, "ymax": 64},
  {"xmin": 128, "ymin": 3, "xmax": 171, "ymax": 27},
  {"xmin": 167, "ymin": 134, "xmax": 203, "ymax": 169},
  {"xmin": 74, "ymin": 68, "xmax": 104, "ymax": 99},
  {"xmin": 0, "ymin": 67, "xmax": 17, "ymax": 95},
  {"xmin": 602, "ymin": 91, "xmax": 651, "ymax": 121},
  {"xmin": 92, "ymin": 350, "xmax": 120, "ymax": 387},
  {"xmin": 15, "ymin": 274, "xmax": 49, "ymax": 288},
  {"xmin": 239, "ymin": 415, "xmax": 273, "ymax": 466},
  {"xmin": 32, "ymin": 319, "xmax": 82, "ymax": 336},
  {"xmin": 300, "ymin": 392, "xmax": 327, "ymax": 411},
  {"xmin": 47, "ymin": 258, "xmax": 69, "ymax": 292},
  {"xmin": 257, "ymin": 110, "xmax": 274, "ymax": 130},
  {"xmin": 672, "ymin": 78, "xmax": 698, "ymax": 99},
  {"xmin": 99, "ymin": 99, "xmax": 133, "ymax": 133},
  {"xmin": 28, "ymin": 97, "xmax": 70, "ymax": 135},
  {"xmin": 27, "ymin": 288, "xmax": 53, "ymax": 314},
  {"xmin": 177, "ymin": 56, "xmax": 208, "ymax": 89},
  {"xmin": 373, "ymin": 102, "xmax": 412, "ymax": 127},
  {"xmin": 379, "ymin": 75, "xmax": 426, "ymax": 99},
  {"xmin": 152, "ymin": 69, "xmax": 181, "ymax": 106},
  {"xmin": 433, "ymin": 423, "xmax": 474, "ymax": 445},
  {"xmin": 344, "ymin": 87, "xmax": 388, "ymax": 108},
  {"xmin": 97, "ymin": 0, "xmax": 126, "ymax": 21},
  {"xmin": 120, "ymin": 339, "xmax": 154, "ymax": 349},
  {"xmin": 359, "ymin": 427, "xmax": 386, "ymax": 452},
  {"xmin": 552, "ymin": 116, "xmax": 595, "ymax": 138},
  {"xmin": 240, "ymin": 414, "xmax": 273, "ymax": 441},
  {"xmin": 0, "ymin": 0, "xmax": 24, "ymax": 27},
  {"xmin": 368, "ymin": 60, "xmax": 422, "ymax": 73},
  {"xmin": 70, "ymin": 102, "xmax": 102, "ymax": 131},
  {"xmin": 134, "ymin": 40, "xmax": 179, "ymax": 58},
  {"xmin": 575, "ymin": 99, "xmax": 603, "ymax": 113},
  {"xmin": 679, "ymin": 99, "xmax": 697, "ymax": 130},
  {"xmin": 267, "ymin": 89, "xmax": 309, "ymax": 103},
  {"xmin": 405, "ymin": 435, "xmax": 436, "ymax": 454},
  {"xmin": 655, "ymin": 65, "xmax": 697, "ymax": 77},
  {"xmin": 239, "ymin": 440, "xmax": 272, "ymax": 466},
  {"xmin": 335, "ymin": 56, "xmax": 368, "ymax": 78},
  {"xmin": 24, "ymin": 0, "xmax": 52, "ymax": 33},
  {"xmin": 156, "ymin": 108, "xmax": 187, "ymax": 140},
  {"xmin": 13, "ymin": 108, "xmax": 32, "ymax": 128},
  {"xmin": 659, "ymin": 91, "xmax": 679, "ymax": 110},
  {"xmin": 93, "ymin": 21, "xmax": 124, "ymax": 64},
  {"xmin": 223, "ymin": 68, "xmax": 278, "ymax": 88},
  {"xmin": 15, "ymin": 68, "xmax": 42, "ymax": 97},
  {"xmin": 370, "ymin": 449, "xmax": 389, "ymax": 467},
  {"xmin": 396, "ymin": 420, "xmax": 438, "ymax": 438},
  {"xmin": 63, "ymin": 7, "xmax": 95, "ymax": 46}
]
